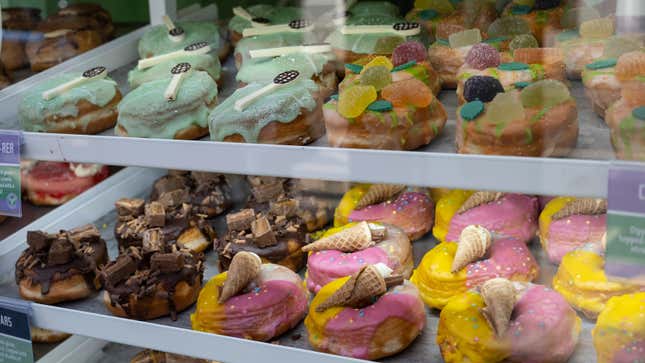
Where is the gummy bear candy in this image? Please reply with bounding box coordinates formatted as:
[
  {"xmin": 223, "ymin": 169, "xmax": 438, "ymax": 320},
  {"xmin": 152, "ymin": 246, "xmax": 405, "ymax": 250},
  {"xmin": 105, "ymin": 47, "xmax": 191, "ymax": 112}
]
[
  {"xmin": 465, "ymin": 43, "xmax": 501, "ymax": 70},
  {"xmin": 486, "ymin": 92, "xmax": 525, "ymax": 125},
  {"xmin": 382, "ymin": 78, "xmax": 433, "ymax": 108},
  {"xmin": 464, "ymin": 76, "xmax": 504, "ymax": 102},
  {"xmin": 449, "ymin": 29, "xmax": 482, "ymax": 48},
  {"xmin": 509, "ymin": 34, "xmax": 539, "ymax": 51},
  {"xmin": 579, "ymin": 18, "xmax": 614, "ymax": 39},
  {"xmin": 392, "ymin": 41, "xmax": 428, "ymax": 67},
  {"xmin": 520, "ymin": 79, "xmax": 570, "ymax": 108},
  {"xmin": 487, "ymin": 16, "xmax": 531, "ymax": 39},
  {"xmin": 374, "ymin": 36, "xmax": 405, "ymax": 54},
  {"xmin": 338, "ymin": 85, "xmax": 377, "ymax": 118},
  {"xmin": 362, "ymin": 56, "xmax": 394, "ymax": 73},
  {"xmin": 360, "ymin": 66, "xmax": 392, "ymax": 90}
]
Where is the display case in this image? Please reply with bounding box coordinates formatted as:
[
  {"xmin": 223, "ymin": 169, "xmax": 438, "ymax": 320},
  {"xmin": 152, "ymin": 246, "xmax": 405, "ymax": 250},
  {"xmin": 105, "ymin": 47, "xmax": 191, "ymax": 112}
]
[{"xmin": 0, "ymin": 0, "xmax": 643, "ymax": 362}]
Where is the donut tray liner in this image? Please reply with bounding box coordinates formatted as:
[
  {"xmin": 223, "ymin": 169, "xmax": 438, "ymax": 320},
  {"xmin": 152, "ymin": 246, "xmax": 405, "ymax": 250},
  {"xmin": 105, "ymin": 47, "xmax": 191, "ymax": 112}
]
[{"xmin": 0, "ymin": 176, "xmax": 597, "ymax": 362}]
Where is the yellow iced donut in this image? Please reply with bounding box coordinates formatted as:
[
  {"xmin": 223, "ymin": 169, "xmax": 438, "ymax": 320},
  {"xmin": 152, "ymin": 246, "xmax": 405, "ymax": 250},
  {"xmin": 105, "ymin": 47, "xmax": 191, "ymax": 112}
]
[
  {"xmin": 553, "ymin": 250, "xmax": 644, "ymax": 318},
  {"xmin": 592, "ymin": 292, "xmax": 645, "ymax": 363}
]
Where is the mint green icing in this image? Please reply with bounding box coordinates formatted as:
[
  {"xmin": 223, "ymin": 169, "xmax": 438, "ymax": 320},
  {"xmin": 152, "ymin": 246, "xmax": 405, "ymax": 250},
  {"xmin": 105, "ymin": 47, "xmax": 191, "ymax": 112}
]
[
  {"xmin": 235, "ymin": 32, "xmax": 306, "ymax": 68},
  {"xmin": 228, "ymin": 5, "xmax": 301, "ymax": 35},
  {"xmin": 138, "ymin": 21, "xmax": 220, "ymax": 58},
  {"xmin": 117, "ymin": 71, "xmax": 217, "ymax": 139},
  {"xmin": 349, "ymin": 2, "xmax": 400, "ymax": 17},
  {"xmin": 19, "ymin": 72, "xmax": 118, "ymax": 132},
  {"xmin": 128, "ymin": 54, "xmax": 221, "ymax": 88},
  {"xmin": 209, "ymin": 79, "xmax": 318, "ymax": 142},
  {"xmin": 236, "ymin": 52, "xmax": 332, "ymax": 84}
]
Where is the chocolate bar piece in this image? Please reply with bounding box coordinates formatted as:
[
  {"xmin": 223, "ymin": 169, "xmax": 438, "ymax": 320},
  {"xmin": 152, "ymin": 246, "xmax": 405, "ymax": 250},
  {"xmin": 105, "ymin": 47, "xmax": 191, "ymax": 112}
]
[
  {"xmin": 26, "ymin": 231, "xmax": 54, "ymax": 252},
  {"xmin": 252, "ymin": 182, "xmax": 284, "ymax": 203},
  {"xmin": 151, "ymin": 252, "xmax": 184, "ymax": 273},
  {"xmin": 269, "ymin": 199, "xmax": 298, "ymax": 217},
  {"xmin": 247, "ymin": 175, "xmax": 279, "ymax": 187},
  {"xmin": 142, "ymin": 228, "xmax": 164, "ymax": 253},
  {"xmin": 251, "ymin": 216, "xmax": 277, "ymax": 248},
  {"xmin": 68, "ymin": 224, "xmax": 100, "ymax": 246},
  {"xmin": 104, "ymin": 255, "xmax": 137, "ymax": 286},
  {"xmin": 115, "ymin": 198, "xmax": 145, "ymax": 217},
  {"xmin": 153, "ymin": 175, "xmax": 186, "ymax": 196},
  {"xmin": 157, "ymin": 189, "xmax": 190, "ymax": 208},
  {"xmin": 226, "ymin": 209, "xmax": 255, "ymax": 231},
  {"xmin": 145, "ymin": 202, "xmax": 166, "ymax": 227},
  {"xmin": 191, "ymin": 171, "xmax": 222, "ymax": 185},
  {"xmin": 48, "ymin": 238, "xmax": 75, "ymax": 265}
]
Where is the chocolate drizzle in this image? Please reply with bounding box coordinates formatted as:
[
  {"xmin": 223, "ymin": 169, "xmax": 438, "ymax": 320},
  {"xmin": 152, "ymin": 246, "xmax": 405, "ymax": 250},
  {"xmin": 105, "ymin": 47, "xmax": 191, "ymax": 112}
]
[{"xmin": 15, "ymin": 225, "xmax": 108, "ymax": 295}]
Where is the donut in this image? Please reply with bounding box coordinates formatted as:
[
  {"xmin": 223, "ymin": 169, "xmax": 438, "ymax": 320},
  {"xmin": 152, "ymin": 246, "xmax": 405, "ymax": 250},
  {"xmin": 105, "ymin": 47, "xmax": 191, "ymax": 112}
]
[
  {"xmin": 216, "ymin": 176, "xmax": 332, "ymax": 272},
  {"xmin": 234, "ymin": 33, "xmax": 306, "ymax": 70},
  {"xmin": 25, "ymin": 15, "xmax": 104, "ymax": 71},
  {"xmin": 592, "ymin": 293, "xmax": 645, "ymax": 363},
  {"xmin": 101, "ymin": 246, "xmax": 204, "ymax": 321},
  {"xmin": 411, "ymin": 225, "xmax": 539, "ymax": 309},
  {"xmin": 539, "ymin": 197, "xmax": 606, "ymax": 263},
  {"xmin": 19, "ymin": 71, "xmax": 121, "ymax": 134},
  {"xmin": 324, "ymin": 53, "xmax": 447, "ymax": 150},
  {"xmin": 227, "ymin": 5, "xmax": 302, "ymax": 47},
  {"xmin": 138, "ymin": 21, "xmax": 219, "ymax": 59},
  {"xmin": 21, "ymin": 161, "xmax": 109, "ymax": 206},
  {"xmin": 304, "ymin": 221, "xmax": 413, "ymax": 293},
  {"xmin": 128, "ymin": 53, "xmax": 221, "ymax": 89},
  {"xmin": 433, "ymin": 190, "xmax": 539, "ymax": 244},
  {"xmin": 208, "ymin": 75, "xmax": 323, "ymax": 145},
  {"xmin": 15, "ymin": 225, "xmax": 107, "ymax": 304},
  {"xmin": 30, "ymin": 327, "xmax": 70, "ymax": 344},
  {"xmin": 191, "ymin": 252, "xmax": 309, "ymax": 341},
  {"xmin": 334, "ymin": 184, "xmax": 434, "ymax": 241},
  {"xmin": 116, "ymin": 70, "xmax": 217, "ymax": 139},
  {"xmin": 437, "ymin": 279, "xmax": 581, "ymax": 363},
  {"xmin": 56, "ymin": 3, "xmax": 114, "ymax": 41},
  {"xmin": 501, "ymin": 0, "xmax": 566, "ymax": 46},
  {"xmin": 456, "ymin": 83, "xmax": 578, "ymax": 157},
  {"xmin": 1, "ymin": 7, "xmax": 41, "ymax": 71},
  {"xmin": 236, "ymin": 52, "xmax": 338, "ymax": 99},
  {"xmin": 553, "ymin": 249, "xmax": 644, "ymax": 318},
  {"xmin": 131, "ymin": 350, "xmax": 211, "ymax": 363},
  {"xmin": 305, "ymin": 263, "xmax": 425, "ymax": 360}
]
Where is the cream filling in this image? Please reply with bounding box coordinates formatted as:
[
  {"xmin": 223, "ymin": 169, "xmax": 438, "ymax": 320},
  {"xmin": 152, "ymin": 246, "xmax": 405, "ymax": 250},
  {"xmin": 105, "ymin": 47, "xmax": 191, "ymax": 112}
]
[{"xmin": 69, "ymin": 163, "xmax": 103, "ymax": 178}]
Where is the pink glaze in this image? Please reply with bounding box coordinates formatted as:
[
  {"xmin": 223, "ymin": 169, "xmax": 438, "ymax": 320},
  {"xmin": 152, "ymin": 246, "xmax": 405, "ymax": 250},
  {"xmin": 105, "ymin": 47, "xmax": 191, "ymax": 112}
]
[
  {"xmin": 323, "ymin": 284, "xmax": 426, "ymax": 359},
  {"xmin": 446, "ymin": 194, "xmax": 538, "ymax": 243},
  {"xmin": 306, "ymin": 247, "xmax": 390, "ymax": 293},
  {"xmin": 349, "ymin": 192, "xmax": 434, "ymax": 240},
  {"xmin": 612, "ymin": 340, "xmax": 645, "ymax": 363},
  {"xmin": 466, "ymin": 238, "xmax": 539, "ymax": 288},
  {"xmin": 545, "ymin": 214, "xmax": 606, "ymax": 263},
  {"xmin": 508, "ymin": 285, "xmax": 580, "ymax": 363},
  {"xmin": 220, "ymin": 279, "xmax": 308, "ymax": 339}
]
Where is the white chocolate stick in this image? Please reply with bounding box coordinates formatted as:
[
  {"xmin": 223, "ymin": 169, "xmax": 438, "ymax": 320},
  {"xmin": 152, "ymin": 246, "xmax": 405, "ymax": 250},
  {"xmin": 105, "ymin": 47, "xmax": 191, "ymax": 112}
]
[
  {"xmin": 340, "ymin": 22, "xmax": 421, "ymax": 37},
  {"xmin": 42, "ymin": 66, "xmax": 107, "ymax": 100},
  {"xmin": 233, "ymin": 6, "xmax": 270, "ymax": 28},
  {"xmin": 164, "ymin": 62, "xmax": 192, "ymax": 101},
  {"xmin": 242, "ymin": 19, "xmax": 313, "ymax": 37},
  {"xmin": 137, "ymin": 42, "xmax": 211, "ymax": 69},
  {"xmin": 162, "ymin": 15, "xmax": 185, "ymax": 42},
  {"xmin": 43, "ymin": 29, "xmax": 73, "ymax": 38},
  {"xmin": 249, "ymin": 44, "xmax": 332, "ymax": 59},
  {"xmin": 234, "ymin": 70, "xmax": 300, "ymax": 111}
]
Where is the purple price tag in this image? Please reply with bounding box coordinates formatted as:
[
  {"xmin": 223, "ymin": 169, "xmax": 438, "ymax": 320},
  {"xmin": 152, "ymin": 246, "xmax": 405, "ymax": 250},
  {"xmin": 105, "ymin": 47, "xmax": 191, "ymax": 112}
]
[
  {"xmin": 0, "ymin": 131, "xmax": 20, "ymax": 165},
  {"xmin": 0, "ymin": 130, "xmax": 21, "ymax": 218}
]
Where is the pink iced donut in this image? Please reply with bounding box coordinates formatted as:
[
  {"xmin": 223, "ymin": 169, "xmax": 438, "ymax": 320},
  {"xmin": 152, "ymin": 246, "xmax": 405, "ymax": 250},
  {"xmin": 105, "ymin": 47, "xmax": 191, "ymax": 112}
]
[
  {"xmin": 434, "ymin": 190, "xmax": 539, "ymax": 243},
  {"xmin": 539, "ymin": 197, "xmax": 606, "ymax": 264},
  {"xmin": 305, "ymin": 223, "xmax": 413, "ymax": 293}
]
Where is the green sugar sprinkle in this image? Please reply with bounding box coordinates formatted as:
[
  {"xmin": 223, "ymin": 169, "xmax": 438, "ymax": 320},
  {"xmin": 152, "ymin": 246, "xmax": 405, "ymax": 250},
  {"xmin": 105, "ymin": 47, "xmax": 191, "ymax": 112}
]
[
  {"xmin": 329, "ymin": 94, "xmax": 339, "ymax": 101},
  {"xmin": 392, "ymin": 60, "xmax": 417, "ymax": 72},
  {"xmin": 515, "ymin": 81, "xmax": 531, "ymax": 89},
  {"xmin": 345, "ymin": 63, "xmax": 364, "ymax": 74},
  {"xmin": 367, "ymin": 100, "xmax": 393, "ymax": 112},
  {"xmin": 511, "ymin": 5, "xmax": 532, "ymax": 15},
  {"xmin": 633, "ymin": 106, "xmax": 645, "ymax": 120},
  {"xmin": 460, "ymin": 101, "xmax": 484, "ymax": 121},
  {"xmin": 418, "ymin": 9, "xmax": 439, "ymax": 20},
  {"xmin": 586, "ymin": 58, "xmax": 617, "ymax": 70},
  {"xmin": 484, "ymin": 36, "xmax": 509, "ymax": 44},
  {"xmin": 436, "ymin": 39, "xmax": 450, "ymax": 46},
  {"xmin": 556, "ymin": 30, "xmax": 579, "ymax": 42},
  {"xmin": 498, "ymin": 62, "xmax": 530, "ymax": 71}
]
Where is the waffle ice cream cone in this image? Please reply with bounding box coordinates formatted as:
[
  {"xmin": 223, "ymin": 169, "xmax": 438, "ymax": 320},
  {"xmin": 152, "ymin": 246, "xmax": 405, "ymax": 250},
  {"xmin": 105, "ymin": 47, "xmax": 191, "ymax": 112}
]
[
  {"xmin": 552, "ymin": 198, "xmax": 606, "ymax": 220},
  {"xmin": 355, "ymin": 184, "xmax": 406, "ymax": 210},
  {"xmin": 219, "ymin": 252, "xmax": 261, "ymax": 303},
  {"xmin": 480, "ymin": 278, "xmax": 517, "ymax": 337},
  {"xmin": 457, "ymin": 192, "xmax": 504, "ymax": 214},
  {"xmin": 302, "ymin": 221, "xmax": 374, "ymax": 252},
  {"xmin": 451, "ymin": 225, "xmax": 492, "ymax": 272},
  {"xmin": 316, "ymin": 264, "xmax": 392, "ymax": 312}
]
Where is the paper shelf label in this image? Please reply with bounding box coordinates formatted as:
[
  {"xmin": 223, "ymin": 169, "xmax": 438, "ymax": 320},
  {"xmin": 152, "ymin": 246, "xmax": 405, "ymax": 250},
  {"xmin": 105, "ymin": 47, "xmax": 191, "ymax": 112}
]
[
  {"xmin": 0, "ymin": 298, "xmax": 32, "ymax": 363},
  {"xmin": 606, "ymin": 164, "xmax": 645, "ymax": 284},
  {"xmin": 0, "ymin": 131, "xmax": 21, "ymax": 218}
]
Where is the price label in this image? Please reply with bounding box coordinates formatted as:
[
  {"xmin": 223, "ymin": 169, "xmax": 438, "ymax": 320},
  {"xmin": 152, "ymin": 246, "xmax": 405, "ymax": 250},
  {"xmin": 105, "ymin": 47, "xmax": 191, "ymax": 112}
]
[
  {"xmin": 605, "ymin": 164, "xmax": 645, "ymax": 284},
  {"xmin": 0, "ymin": 297, "xmax": 32, "ymax": 363},
  {"xmin": 0, "ymin": 131, "xmax": 21, "ymax": 218}
]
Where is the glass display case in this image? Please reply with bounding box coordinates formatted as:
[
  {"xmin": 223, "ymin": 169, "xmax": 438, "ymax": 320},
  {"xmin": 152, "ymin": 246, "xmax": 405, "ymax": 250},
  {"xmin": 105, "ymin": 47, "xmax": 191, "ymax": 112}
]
[{"xmin": 0, "ymin": 0, "xmax": 643, "ymax": 362}]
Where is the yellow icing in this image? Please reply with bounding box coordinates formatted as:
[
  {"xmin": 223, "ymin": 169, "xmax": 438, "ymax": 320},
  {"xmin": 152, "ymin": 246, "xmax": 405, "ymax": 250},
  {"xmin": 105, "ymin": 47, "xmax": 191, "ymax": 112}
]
[
  {"xmin": 429, "ymin": 188, "xmax": 451, "ymax": 203},
  {"xmin": 432, "ymin": 189, "xmax": 473, "ymax": 242},
  {"xmin": 305, "ymin": 276, "xmax": 349, "ymax": 345},
  {"xmin": 592, "ymin": 292, "xmax": 645, "ymax": 363},
  {"xmin": 437, "ymin": 291, "xmax": 510, "ymax": 363},
  {"xmin": 538, "ymin": 196, "xmax": 575, "ymax": 245},
  {"xmin": 191, "ymin": 271, "xmax": 227, "ymax": 333},
  {"xmin": 334, "ymin": 184, "xmax": 371, "ymax": 227},
  {"xmin": 410, "ymin": 242, "xmax": 467, "ymax": 309},
  {"xmin": 553, "ymin": 250, "xmax": 643, "ymax": 317}
]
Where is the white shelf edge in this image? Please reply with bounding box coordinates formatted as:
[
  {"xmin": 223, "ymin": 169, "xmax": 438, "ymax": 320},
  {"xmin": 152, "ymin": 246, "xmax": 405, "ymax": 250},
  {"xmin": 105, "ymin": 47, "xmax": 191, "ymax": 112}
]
[
  {"xmin": 21, "ymin": 132, "xmax": 610, "ymax": 197},
  {"xmin": 37, "ymin": 335, "xmax": 108, "ymax": 363}
]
